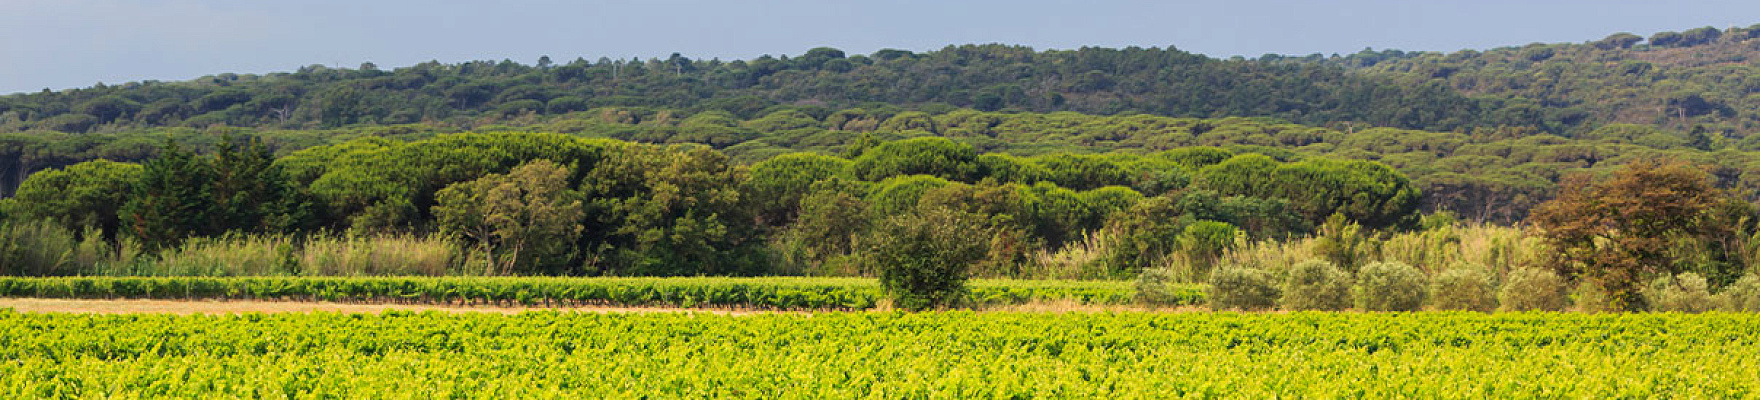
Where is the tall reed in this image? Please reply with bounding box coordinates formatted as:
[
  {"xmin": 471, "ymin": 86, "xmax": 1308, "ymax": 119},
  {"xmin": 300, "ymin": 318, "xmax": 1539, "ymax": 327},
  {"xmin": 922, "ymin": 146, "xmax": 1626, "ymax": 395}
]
[
  {"xmin": 148, "ymin": 234, "xmax": 296, "ymax": 276},
  {"xmin": 1024, "ymin": 230, "xmax": 1115, "ymax": 280},
  {"xmin": 93, "ymin": 232, "xmax": 460, "ymax": 277},
  {"xmin": 1380, "ymin": 223, "xmax": 1545, "ymax": 281},
  {"xmin": 1191, "ymin": 223, "xmax": 1545, "ymax": 284},
  {"xmin": 0, "ymin": 219, "xmax": 78, "ymax": 276},
  {"xmin": 300, "ymin": 233, "xmax": 459, "ymax": 276}
]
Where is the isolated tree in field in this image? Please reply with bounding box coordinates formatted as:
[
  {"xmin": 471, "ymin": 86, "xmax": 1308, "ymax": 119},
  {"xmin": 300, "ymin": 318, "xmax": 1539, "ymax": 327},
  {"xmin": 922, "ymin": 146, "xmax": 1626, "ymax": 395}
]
[
  {"xmin": 434, "ymin": 160, "xmax": 584, "ymax": 275},
  {"xmin": 869, "ymin": 206, "xmax": 989, "ymax": 311},
  {"xmin": 1530, "ymin": 160, "xmax": 1731, "ymax": 311}
]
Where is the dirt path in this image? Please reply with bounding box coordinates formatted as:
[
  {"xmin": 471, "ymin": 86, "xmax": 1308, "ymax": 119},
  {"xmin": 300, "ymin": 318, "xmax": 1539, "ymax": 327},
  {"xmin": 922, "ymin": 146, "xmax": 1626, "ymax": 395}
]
[
  {"xmin": 0, "ymin": 298, "xmax": 768, "ymax": 315},
  {"xmin": 0, "ymin": 298, "xmax": 1197, "ymax": 315}
]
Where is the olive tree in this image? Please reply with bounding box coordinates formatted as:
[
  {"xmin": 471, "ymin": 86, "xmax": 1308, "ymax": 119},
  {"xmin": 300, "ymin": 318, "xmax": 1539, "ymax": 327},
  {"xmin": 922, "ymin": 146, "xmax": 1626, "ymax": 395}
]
[{"xmin": 434, "ymin": 160, "xmax": 584, "ymax": 275}]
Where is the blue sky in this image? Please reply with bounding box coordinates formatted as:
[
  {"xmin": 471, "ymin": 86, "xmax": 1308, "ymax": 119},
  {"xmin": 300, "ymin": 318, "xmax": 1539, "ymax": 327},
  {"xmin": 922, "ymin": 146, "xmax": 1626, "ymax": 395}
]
[{"xmin": 4, "ymin": 0, "xmax": 1758, "ymax": 94}]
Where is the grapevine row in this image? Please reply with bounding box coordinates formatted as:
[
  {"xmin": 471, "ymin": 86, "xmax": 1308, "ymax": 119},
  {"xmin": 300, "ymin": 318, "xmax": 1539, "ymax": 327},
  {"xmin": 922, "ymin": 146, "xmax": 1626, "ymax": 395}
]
[{"xmin": 0, "ymin": 276, "xmax": 1194, "ymax": 309}]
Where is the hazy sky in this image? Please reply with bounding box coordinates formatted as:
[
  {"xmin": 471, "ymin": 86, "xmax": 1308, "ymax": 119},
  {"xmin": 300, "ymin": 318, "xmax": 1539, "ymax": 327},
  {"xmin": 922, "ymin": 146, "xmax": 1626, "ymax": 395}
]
[{"xmin": 4, "ymin": 0, "xmax": 1758, "ymax": 94}]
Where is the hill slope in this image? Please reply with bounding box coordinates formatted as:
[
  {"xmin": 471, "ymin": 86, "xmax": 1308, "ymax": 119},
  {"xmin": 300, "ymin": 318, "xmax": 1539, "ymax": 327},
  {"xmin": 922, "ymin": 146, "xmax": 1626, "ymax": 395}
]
[
  {"xmin": 1348, "ymin": 24, "xmax": 1760, "ymax": 136},
  {"xmin": 0, "ymin": 45, "xmax": 1535, "ymax": 135}
]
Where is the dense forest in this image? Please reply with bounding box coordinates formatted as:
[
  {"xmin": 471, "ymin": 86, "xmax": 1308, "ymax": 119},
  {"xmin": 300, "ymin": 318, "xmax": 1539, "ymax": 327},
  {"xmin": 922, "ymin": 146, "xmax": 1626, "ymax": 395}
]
[
  {"xmin": 0, "ymin": 132, "xmax": 1417, "ymax": 279},
  {"xmin": 8, "ymin": 107, "xmax": 1759, "ymax": 223}
]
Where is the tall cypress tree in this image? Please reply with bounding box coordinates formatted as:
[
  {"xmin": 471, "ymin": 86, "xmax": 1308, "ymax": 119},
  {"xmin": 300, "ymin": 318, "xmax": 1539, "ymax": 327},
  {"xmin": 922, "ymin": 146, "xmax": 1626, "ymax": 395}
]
[
  {"xmin": 120, "ymin": 140, "xmax": 216, "ymax": 253},
  {"xmin": 211, "ymin": 136, "xmax": 303, "ymax": 233}
]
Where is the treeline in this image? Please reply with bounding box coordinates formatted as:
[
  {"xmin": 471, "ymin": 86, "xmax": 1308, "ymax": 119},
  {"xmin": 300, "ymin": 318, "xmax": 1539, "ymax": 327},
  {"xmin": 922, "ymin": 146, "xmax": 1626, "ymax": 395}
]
[
  {"xmin": 0, "ymin": 44, "xmax": 1552, "ymax": 135},
  {"xmin": 1347, "ymin": 24, "xmax": 1760, "ymax": 135},
  {"xmin": 0, "ymin": 132, "xmax": 1419, "ymax": 278},
  {"xmin": 11, "ymin": 107, "xmax": 1760, "ymax": 223},
  {"xmin": 12, "ymin": 24, "xmax": 1760, "ymax": 139}
]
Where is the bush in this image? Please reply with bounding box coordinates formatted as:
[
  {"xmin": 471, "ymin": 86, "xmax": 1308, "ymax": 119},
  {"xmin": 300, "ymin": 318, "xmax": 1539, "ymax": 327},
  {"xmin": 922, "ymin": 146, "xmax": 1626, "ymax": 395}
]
[
  {"xmin": 1430, "ymin": 265, "xmax": 1497, "ymax": 312},
  {"xmin": 1499, "ymin": 268, "xmax": 1569, "ymax": 312},
  {"xmin": 1206, "ymin": 266, "xmax": 1279, "ymax": 311},
  {"xmin": 1356, "ymin": 261, "xmax": 1429, "ymax": 311},
  {"xmin": 1645, "ymin": 272, "xmax": 1715, "ymax": 313},
  {"xmin": 870, "ymin": 207, "xmax": 990, "ymax": 311},
  {"xmin": 1174, "ymin": 220, "xmax": 1239, "ymax": 278},
  {"xmin": 1134, "ymin": 267, "xmax": 1188, "ymax": 305},
  {"xmin": 1720, "ymin": 275, "xmax": 1760, "ymax": 312},
  {"xmin": 1279, "ymin": 260, "xmax": 1352, "ymax": 311}
]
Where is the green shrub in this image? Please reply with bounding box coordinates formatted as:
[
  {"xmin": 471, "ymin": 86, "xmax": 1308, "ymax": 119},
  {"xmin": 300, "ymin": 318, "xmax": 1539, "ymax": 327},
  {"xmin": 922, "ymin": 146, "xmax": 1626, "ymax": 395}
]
[
  {"xmin": 1355, "ymin": 261, "xmax": 1429, "ymax": 312},
  {"xmin": 1174, "ymin": 220, "xmax": 1239, "ymax": 278},
  {"xmin": 1430, "ymin": 265, "xmax": 1496, "ymax": 312},
  {"xmin": 1279, "ymin": 260, "xmax": 1352, "ymax": 311},
  {"xmin": 1499, "ymin": 268, "xmax": 1569, "ymax": 312},
  {"xmin": 1645, "ymin": 272, "xmax": 1716, "ymax": 313},
  {"xmin": 1720, "ymin": 275, "xmax": 1760, "ymax": 312},
  {"xmin": 1134, "ymin": 267, "xmax": 1188, "ymax": 305},
  {"xmin": 870, "ymin": 207, "xmax": 989, "ymax": 311},
  {"xmin": 1206, "ymin": 266, "xmax": 1279, "ymax": 311}
]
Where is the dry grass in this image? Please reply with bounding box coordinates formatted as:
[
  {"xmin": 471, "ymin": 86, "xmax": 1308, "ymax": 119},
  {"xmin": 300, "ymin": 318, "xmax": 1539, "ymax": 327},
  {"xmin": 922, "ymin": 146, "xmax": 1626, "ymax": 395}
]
[
  {"xmin": 150, "ymin": 235, "xmax": 295, "ymax": 276},
  {"xmin": 300, "ymin": 234, "xmax": 457, "ymax": 276},
  {"xmin": 973, "ymin": 299, "xmax": 1201, "ymax": 313}
]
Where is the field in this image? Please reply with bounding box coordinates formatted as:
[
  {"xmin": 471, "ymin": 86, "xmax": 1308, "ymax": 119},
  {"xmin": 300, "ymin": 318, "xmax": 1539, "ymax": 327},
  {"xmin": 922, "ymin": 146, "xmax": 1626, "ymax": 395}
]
[{"xmin": 1, "ymin": 310, "xmax": 1756, "ymax": 398}]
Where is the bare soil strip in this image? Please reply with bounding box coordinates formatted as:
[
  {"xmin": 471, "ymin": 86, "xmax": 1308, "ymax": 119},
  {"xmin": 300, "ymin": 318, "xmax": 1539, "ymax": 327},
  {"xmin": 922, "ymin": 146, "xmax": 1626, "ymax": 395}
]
[{"xmin": 0, "ymin": 298, "xmax": 1197, "ymax": 314}]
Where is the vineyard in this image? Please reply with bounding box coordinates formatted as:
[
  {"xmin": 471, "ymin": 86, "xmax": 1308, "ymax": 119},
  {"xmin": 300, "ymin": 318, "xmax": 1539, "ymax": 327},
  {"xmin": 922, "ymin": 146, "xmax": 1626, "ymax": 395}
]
[
  {"xmin": 0, "ymin": 310, "xmax": 1755, "ymax": 398},
  {"xmin": 0, "ymin": 277, "xmax": 1180, "ymax": 309},
  {"xmin": 10, "ymin": 11, "xmax": 1760, "ymax": 397}
]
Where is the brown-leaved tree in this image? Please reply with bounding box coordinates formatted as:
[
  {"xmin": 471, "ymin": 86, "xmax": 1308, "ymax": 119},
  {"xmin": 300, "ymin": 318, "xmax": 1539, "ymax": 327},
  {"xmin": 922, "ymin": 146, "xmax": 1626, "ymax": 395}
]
[{"xmin": 1530, "ymin": 159, "xmax": 1734, "ymax": 310}]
